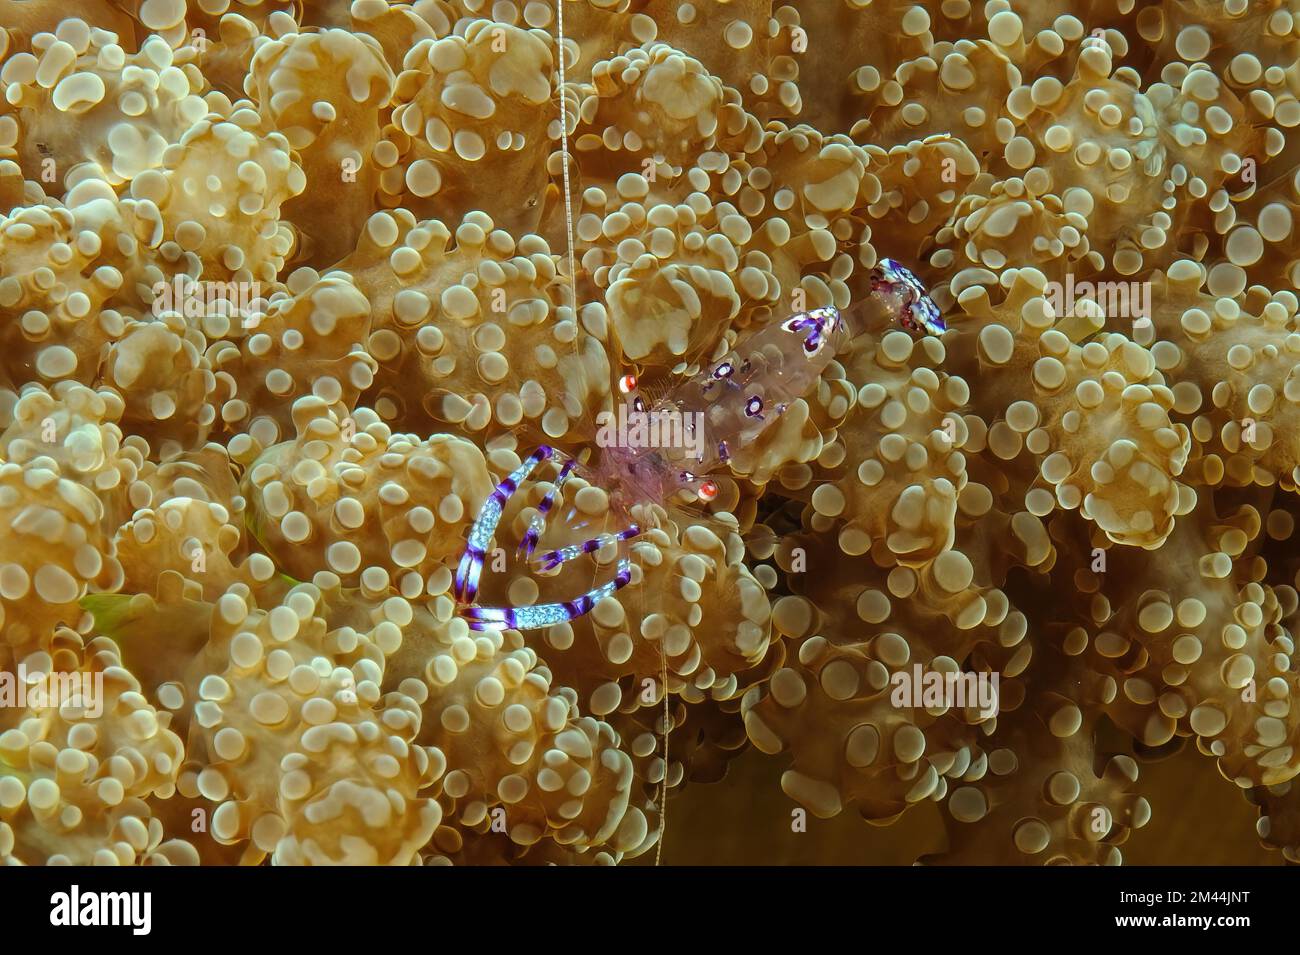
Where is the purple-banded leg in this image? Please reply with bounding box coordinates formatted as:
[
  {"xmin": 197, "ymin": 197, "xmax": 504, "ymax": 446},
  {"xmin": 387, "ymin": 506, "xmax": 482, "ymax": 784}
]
[
  {"xmin": 454, "ymin": 445, "xmax": 556, "ymax": 605},
  {"xmin": 534, "ymin": 523, "xmax": 642, "ymax": 571},
  {"xmin": 781, "ymin": 305, "xmax": 840, "ymax": 355},
  {"xmin": 871, "ymin": 258, "xmax": 944, "ymax": 335},
  {"xmin": 518, "ymin": 456, "xmax": 579, "ymax": 562},
  {"xmin": 463, "ymin": 558, "xmax": 634, "ymax": 631},
  {"xmin": 673, "ymin": 468, "xmax": 720, "ymax": 503}
]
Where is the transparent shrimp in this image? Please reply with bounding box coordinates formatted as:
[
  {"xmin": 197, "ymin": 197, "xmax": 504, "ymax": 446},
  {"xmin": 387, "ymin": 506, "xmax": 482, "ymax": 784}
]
[{"xmin": 452, "ymin": 257, "xmax": 942, "ymax": 631}]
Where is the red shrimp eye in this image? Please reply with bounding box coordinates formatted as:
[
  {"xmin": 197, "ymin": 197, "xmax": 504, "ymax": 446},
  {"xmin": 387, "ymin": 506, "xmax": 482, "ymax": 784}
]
[
  {"xmin": 619, "ymin": 374, "xmax": 638, "ymax": 394},
  {"xmin": 697, "ymin": 480, "xmax": 718, "ymax": 502}
]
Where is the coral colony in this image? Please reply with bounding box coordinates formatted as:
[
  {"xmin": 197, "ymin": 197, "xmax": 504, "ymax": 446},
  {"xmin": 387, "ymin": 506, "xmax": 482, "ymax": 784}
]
[{"xmin": 0, "ymin": 0, "xmax": 1299, "ymax": 870}]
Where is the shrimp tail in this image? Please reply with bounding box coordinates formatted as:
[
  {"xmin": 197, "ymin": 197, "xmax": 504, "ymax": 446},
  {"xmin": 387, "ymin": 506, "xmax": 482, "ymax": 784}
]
[{"xmin": 463, "ymin": 558, "xmax": 635, "ymax": 631}]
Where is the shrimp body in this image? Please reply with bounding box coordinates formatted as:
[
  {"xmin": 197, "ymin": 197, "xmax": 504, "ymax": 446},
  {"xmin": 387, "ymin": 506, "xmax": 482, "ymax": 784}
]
[{"xmin": 455, "ymin": 258, "xmax": 940, "ymax": 631}]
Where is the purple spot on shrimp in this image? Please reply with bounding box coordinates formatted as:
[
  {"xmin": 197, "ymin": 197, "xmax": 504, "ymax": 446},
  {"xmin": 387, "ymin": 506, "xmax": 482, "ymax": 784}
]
[
  {"xmin": 783, "ymin": 307, "xmax": 839, "ymax": 356},
  {"xmin": 745, "ymin": 396, "xmax": 764, "ymax": 418},
  {"xmin": 712, "ymin": 361, "xmax": 733, "ymax": 379}
]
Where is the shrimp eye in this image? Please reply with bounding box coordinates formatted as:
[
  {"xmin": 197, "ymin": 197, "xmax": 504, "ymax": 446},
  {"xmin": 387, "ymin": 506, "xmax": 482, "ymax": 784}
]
[
  {"xmin": 633, "ymin": 396, "xmax": 646, "ymax": 413},
  {"xmin": 619, "ymin": 374, "xmax": 638, "ymax": 394},
  {"xmin": 697, "ymin": 480, "xmax": 718, "ymax": 502}
]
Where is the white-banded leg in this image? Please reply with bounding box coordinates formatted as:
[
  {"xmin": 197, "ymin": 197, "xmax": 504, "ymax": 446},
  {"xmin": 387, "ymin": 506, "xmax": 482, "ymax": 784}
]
[
  {"xmin": 517, "ymin": 455, "xmax": 579, "ymax": 562},
  {"xmin": 453, "ymin": 445, "xmax": 559, "ymax": 605}
]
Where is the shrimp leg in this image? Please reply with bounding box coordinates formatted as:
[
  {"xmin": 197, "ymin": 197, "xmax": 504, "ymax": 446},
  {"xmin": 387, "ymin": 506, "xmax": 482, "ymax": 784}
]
[
  {"xmin": 518, "ymin": 456, "xmax": 580, "ymax": 561},
  {"xmin": 463, "ymin": 559, "xmax": 634, "ymax": 631},
  {"xmin": 454, "ymin": 444, "xmax": 558, "ymax": 605}
]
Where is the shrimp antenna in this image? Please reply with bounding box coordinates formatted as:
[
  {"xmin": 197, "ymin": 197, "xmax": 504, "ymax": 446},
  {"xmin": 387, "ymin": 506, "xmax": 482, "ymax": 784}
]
[{"xmin": 551, "ymin": 0, "xmax": 669, "ymax": 864}]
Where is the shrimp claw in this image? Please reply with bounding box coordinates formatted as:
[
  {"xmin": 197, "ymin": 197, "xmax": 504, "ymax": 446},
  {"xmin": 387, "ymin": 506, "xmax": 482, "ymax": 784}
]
[{"xmin": 456, "ymin": 446, "xmax": 641, "ymax": 631}]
